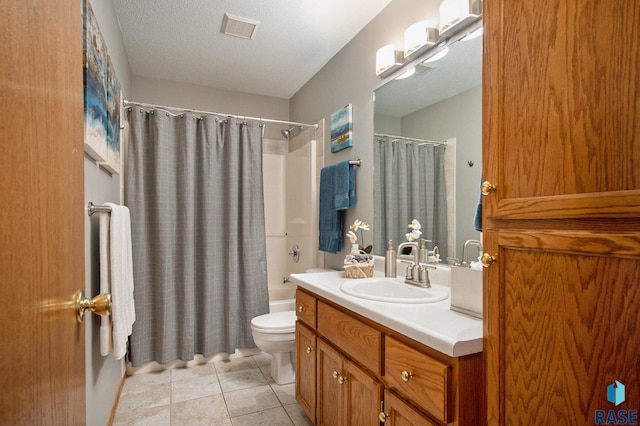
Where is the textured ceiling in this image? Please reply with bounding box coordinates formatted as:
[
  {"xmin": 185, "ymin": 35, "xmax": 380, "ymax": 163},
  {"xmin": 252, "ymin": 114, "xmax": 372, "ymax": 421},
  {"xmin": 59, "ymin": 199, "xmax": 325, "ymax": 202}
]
[{"xmin": 112, "ymin": 0, "xmax": 393, "ymax": 99}]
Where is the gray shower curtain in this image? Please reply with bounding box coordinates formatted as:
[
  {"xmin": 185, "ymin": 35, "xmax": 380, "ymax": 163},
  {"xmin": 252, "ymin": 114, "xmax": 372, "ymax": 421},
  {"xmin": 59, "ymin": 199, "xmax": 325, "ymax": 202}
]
[
  {"xmin": 125, "ymin": 106, "xmax": 269, "ymax": 367},
  {"xmin": 373, "ymin": 136, "xmax": 448, "ymax": 259}
]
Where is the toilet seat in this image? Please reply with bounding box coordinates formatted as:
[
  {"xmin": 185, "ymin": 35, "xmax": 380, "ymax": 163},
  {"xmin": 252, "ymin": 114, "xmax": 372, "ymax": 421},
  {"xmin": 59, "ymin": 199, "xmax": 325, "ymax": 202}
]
[{"xmin": 251, "ymin": 311, "xmax": 296, "ymax": 333}]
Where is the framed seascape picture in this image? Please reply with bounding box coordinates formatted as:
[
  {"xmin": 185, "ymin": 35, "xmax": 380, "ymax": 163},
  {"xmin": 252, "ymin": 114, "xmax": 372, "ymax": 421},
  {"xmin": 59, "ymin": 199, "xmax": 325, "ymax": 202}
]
[
  {"xmin": 330, "ymin": 104, "xmax": 353, "ymax": 153},
  {"xmin": 82, "ymin": 0, "xmax": 121, "ymax": 174}
]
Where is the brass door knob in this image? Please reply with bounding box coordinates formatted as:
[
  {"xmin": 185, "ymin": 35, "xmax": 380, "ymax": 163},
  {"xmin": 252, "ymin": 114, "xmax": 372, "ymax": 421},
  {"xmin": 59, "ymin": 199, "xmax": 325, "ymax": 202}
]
[
  {"xmin": 332, "ymin": 370, "xmax": 339, "ymax": 379},
  {"xmin": 481, "ymin": 181, "xmax": 496, "ymax": 195},
  {"xmin": 306, "ymin": 346, "xmax": 312, "ymax": 354},
  {"xmin": 379, "ymin": 412, "xmax": 389, "ymax": 422},
  {"xmin": 337, "ymin": 374, "xmax": 347, "ymax": 384},
  {"xmin": 297, "ymin": 305, "xmax": 304, "ymax": 313},
  {"xmin": 75, "ymin": 290, "xmax": 111, "ymax": 323},
  {"xmin": 400, "ymin": 370, "xmax": 413, "ymax": 382},
  {"xmin": 481, "ymin": 253, "xmax": 496, "ymax": 267}
]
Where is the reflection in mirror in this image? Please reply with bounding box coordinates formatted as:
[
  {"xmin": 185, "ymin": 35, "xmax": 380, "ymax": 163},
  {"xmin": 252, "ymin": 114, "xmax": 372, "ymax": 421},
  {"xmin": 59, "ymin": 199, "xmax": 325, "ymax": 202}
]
[{"xmin": 373, "ymin": 34, "xmax": 482, "ymax": 261}]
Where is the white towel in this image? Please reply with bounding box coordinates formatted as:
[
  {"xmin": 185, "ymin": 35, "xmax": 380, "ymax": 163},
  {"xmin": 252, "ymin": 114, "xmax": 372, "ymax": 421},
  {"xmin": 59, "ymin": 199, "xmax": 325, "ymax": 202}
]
[
  {"xmin": 105, "ymin": 203, "xmax": 136, "ymax": 360},
  {"xmin": 99, "ymin": 212, "xmax": 112, "ymax": 356}
]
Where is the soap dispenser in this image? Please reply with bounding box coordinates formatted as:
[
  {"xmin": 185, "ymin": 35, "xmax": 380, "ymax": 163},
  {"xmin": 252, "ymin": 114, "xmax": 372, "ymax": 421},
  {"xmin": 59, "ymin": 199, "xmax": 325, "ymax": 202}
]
[
  {"xmin": 419, "ymin": 239, "xmax": 430, "ymax": 264},
  {"xmin": 385, "ymin": 240, "xmax": 397, "ymax": 278}
]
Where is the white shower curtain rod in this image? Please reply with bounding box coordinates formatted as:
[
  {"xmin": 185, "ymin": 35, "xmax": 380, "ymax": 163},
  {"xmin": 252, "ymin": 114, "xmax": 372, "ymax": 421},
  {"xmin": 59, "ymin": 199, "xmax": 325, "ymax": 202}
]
[
  {"xmin": 374, "ymin": 132, "xmax": 447, "ymax": 146},
  {"xmin": 123, "ymin": 100, "xmax": 318, "ymax": 130}
]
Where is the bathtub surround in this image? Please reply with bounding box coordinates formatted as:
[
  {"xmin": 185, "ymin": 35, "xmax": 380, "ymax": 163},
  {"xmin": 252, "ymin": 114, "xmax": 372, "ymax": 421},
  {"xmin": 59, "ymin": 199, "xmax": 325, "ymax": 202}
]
[{"xmin": 125, "ymin": 107, "xmax": 269, "ymax": 366}]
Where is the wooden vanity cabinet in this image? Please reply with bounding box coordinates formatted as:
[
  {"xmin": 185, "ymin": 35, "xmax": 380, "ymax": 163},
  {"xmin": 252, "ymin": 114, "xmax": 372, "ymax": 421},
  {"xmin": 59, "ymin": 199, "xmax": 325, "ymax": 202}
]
[
  {"xmin": 382, "ymin": 389, "xmax": 439, "ymax": 426},
  {"xmin": 296, "ymin": 321, "xmax": 317, "ymax": 422},
  {"xmin": 316, "ymin": 338, "xmax": 383, "ymax": 426},
  {"xmin": 295, "ymin": 288, "xmax": 483, "ymax": 425}
]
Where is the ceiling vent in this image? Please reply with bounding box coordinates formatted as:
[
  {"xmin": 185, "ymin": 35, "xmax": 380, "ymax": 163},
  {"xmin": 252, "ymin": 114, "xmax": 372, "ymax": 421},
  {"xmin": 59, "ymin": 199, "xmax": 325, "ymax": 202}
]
[{"xmin": 221, "ymin": 13, "xmax": 260, "ymax": 40}]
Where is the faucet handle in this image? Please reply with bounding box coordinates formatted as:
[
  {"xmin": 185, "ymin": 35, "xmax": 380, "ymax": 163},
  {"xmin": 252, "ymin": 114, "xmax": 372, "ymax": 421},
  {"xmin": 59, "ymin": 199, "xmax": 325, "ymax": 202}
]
[
  {"xmin": 399, "ymin": 260, "xmax": 415, "ymax": 280},
  {"xmin": 417, "ymin": 263, "xmax": 433, "ymax": 287}
]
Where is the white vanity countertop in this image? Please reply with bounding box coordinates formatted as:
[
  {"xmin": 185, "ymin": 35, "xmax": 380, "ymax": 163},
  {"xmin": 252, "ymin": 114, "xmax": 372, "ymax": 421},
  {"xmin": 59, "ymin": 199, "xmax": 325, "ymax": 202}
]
[{"xmin": 289, "ymin": 271, "xmax": 483, "ymax": 358}]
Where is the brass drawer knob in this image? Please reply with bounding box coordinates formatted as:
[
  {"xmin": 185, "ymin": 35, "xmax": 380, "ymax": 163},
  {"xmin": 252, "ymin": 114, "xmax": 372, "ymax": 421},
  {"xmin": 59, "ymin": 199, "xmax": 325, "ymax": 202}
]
[
  {"xmin": 379, "ymin": 412, "xmax": 389, "ymax": 422},
  {"xmin": 298, "ymin": 305, "xmax": 304, "ymax": 313},
  {"xmin": 306, "ymin": 346, "xmax": 312, "ymax": 354},
  {"xmin": 481, "ymin": 181, "xmax": 496, "ymax": 195},
  {"xmin": 481, "ymin": 253, "xmax": 496, "ymax": 267},
  {"xmin": 401, "ymin": 370, "xmax": 413, "ymax": 382}
]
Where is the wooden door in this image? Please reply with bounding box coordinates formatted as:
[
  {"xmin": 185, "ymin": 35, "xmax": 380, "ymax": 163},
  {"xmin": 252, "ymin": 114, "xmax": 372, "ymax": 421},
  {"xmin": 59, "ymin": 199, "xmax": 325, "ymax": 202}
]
[
  {"xmin": 317, "ymin": 339, "xmax": 345, "ymax": 426},
  {"xmin": 296, "ymin": 321, "xmax": 317, "ymax": 423},
  {"xmin": 0, "ymin": 1, "xmax": 86, "ymax": 424},
  {"xmin": 483, "ymin": 0, "xmax": 640, "ymax": 424},
  {"xmin": 344, "ymin": 359, "xmax": 382, "ymax": 425}
]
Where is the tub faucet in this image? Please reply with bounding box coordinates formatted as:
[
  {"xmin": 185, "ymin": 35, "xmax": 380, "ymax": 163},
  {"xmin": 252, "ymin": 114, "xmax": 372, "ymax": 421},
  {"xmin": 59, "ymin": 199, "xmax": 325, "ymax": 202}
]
[
  {"xmin": 397, "ymin": 242, "xmax": 434, "ymax": 287},
  {"xmin": 462, "ymin": 239, "xmax": 483, "ymax": 267}
]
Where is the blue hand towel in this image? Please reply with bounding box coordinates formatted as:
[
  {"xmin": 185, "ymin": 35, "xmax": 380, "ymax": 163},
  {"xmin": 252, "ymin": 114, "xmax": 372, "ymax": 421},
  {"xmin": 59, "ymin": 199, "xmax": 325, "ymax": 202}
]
[
  {"xmin": 473, "ymin": 177, "xmax": 482, "ymax": 232},
  {"xmin": 318, "ymin": 161, "xmax": 356, "ymax": 253}
]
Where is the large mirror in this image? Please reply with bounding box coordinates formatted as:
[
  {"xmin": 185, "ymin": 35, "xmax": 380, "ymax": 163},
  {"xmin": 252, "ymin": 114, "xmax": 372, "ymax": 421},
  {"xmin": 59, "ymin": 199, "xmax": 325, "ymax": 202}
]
[{"xmin": 373, "ymin": 33, "xmax": 482, "ymax": 261}]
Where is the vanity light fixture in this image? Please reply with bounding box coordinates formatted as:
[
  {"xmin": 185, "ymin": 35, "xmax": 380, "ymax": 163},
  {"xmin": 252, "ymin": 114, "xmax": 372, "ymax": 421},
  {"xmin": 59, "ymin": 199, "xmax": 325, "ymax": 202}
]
[
  {"xmin": 423, "ymin": 46, "xmax": 449, "ymax": 63},
  {"xmin": 403, "ymin": 21, "xmax": 440, "ymax": 61},
  {"xmin": 395, "ymin": 67, "xmax": 416, "ymax": 80},
  {"xmin": 461, "ymin": 26, "xmax": 483, "ymax": 41},
  {"xmin": 374, "ymin": 0, "xmax": 482, "ymax": 79},
  {"xmin": 376, "ymin": 44, "xmax": 405, "ymax": 78},
  {"xmin": 439, "ymin": 0, "xmax": 482, "ymax": 35}
]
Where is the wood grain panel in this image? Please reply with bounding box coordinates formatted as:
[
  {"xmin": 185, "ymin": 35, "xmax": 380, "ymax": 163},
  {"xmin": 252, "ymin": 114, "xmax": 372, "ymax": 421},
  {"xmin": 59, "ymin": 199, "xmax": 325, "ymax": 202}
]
[
  {"xmin": 345, "ymin": 359, "xmax": 383, "ymax": 425},
  {"xmin": 483, "ymin": 0, "xmax": 640, "ymax": 222},
  {"xmin": 383, "ymin": 389, "xmax": 438, "ymax": 426},
  {"xmin": 296, "ymin": 288, "xmax": 317, "ymax": 329},
  {"xmin": 385, "ymin": 336, "xmax": 450, "ymax": 423},
  {"xmin": 317, "ymin": 301, "xmax": 382, "ymax": 375},
  {"xmin": 0, "ymin": 0, "xmax": 85, "ymax": 424},
  {"xmin": 296, "ymin": 322, "xmax": 316, "ymax": 423},
  {"xmin": 316, "ymin": 339, "xmax": 344, "ymax": 426},
  {"xmin": 502, "ymin": 1, "xmax": 640, "ymax": 197},
  {"xmin": 502, "ymin": 246, "xmax": 640, "ymax": 424}
]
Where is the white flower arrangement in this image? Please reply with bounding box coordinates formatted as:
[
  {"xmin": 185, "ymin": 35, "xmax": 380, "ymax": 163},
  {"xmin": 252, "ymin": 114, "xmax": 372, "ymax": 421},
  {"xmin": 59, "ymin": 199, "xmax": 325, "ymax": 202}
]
[
  {"xmin": 346, "ymin": 219, "xmax": 372, "ymax": 253},
  {"xmin": 406, "ymin": 219, "xmax": 422, "ymax": 242}
]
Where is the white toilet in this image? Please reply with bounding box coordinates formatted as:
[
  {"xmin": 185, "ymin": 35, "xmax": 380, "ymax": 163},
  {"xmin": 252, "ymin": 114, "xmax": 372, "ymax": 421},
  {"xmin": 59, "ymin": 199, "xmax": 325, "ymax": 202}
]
[{"xmin": 251, "ymin": 310, "xmax": 297, "ymax": 385}]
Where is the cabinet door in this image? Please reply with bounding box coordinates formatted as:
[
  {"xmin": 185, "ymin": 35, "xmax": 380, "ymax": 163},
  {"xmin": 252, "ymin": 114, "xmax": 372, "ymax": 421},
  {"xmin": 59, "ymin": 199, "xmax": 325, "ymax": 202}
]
[
  {"xmin": 484, "ymin": 1, "xmax": 640, "ymax": 222},
  {"xmin": 382, "ymin": 390, "xmax": 438, "ymax": 426},
  {"xmin": 484, "ymin": 230, "xmax": 640, "ymax": 424},
  {"xmin": 296, "ymin": 321, "xmax": 317, "ymax": 423},
  {"xmin": 484, "ymin": 0, "xmax": 640, "ymax": 424},
  {"xmin": 317, "ymin": 339, "xmax": 345, "ymax": 426},
  {"xmin": 345, "ymin": 359, "xmax": 383, "ymax": 426}
]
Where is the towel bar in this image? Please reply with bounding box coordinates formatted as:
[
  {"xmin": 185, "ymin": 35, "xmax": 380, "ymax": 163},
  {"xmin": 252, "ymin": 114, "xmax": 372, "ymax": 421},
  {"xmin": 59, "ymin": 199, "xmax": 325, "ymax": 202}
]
[{"xmin": 87, "ymin": 201, "xmax": 112, "ymax": 216}]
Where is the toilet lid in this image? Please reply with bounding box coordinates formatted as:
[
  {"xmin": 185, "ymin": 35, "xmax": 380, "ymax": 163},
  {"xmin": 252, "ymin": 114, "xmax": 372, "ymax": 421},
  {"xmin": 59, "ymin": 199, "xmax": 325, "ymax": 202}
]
[{"xmin": 251, "ymin": 311, "xmax": 296, "ymax": 332}]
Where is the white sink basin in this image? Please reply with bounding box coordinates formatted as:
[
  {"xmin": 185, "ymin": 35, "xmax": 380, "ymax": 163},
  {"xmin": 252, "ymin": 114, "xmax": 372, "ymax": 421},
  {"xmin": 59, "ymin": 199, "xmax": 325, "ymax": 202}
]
[{"xmin": 340, "ymin": 278, "xmax": 448, "ymax": 304}]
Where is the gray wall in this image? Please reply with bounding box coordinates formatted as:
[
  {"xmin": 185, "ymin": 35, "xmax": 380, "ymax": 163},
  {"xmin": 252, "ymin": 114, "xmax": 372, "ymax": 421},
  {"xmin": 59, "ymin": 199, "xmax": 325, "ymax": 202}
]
[
  {"xmin": 290, "ymin": 0, "xmax": 443, "ymax": 268},
  {"xmin": 84, "ymin": 1, "xmax": 132, "ymax": 424},
  {"xmin": 130, "ymin": 76, "xmax": 290, "ymax": 140}
]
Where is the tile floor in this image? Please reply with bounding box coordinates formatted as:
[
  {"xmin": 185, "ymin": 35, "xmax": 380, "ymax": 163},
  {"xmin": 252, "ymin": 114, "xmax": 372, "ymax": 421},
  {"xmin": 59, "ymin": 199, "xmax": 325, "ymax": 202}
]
[{"xmin": 112, "ymin": 353, "xmax": 314, "ymax": 425}]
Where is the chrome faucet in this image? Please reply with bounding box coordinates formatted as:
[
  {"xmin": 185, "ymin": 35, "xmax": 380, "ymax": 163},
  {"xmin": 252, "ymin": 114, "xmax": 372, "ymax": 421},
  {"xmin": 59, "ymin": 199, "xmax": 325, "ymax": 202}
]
[
  {"xmin": 462, "ymin": 239, "xmax": 483, "ymax": 267},
  {"xmin": 396, "ymin": 242, "xmax": 435, "ymax": 288}
]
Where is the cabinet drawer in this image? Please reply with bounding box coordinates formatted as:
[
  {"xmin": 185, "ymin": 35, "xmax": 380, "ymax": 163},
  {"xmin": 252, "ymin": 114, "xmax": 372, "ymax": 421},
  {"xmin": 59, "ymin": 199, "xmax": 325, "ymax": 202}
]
[
  {"xmin": 385, "ymin": 336, "xmax": 451, "ymax": 423},
  {"xmin": 317, "ymin": 301, "xmax": 382, "ymax": 375},
  {"xmin": 296, "ymin": 289, "xmax": 317, "ymax": 329}
]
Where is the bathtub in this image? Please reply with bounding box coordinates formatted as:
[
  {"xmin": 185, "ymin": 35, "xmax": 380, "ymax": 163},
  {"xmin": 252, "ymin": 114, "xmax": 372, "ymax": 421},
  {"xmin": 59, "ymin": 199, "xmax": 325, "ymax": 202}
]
[
  {"xmin": 268, "ymin": 281, "xmax": 296, "ymax": 313},
  {"xmin": 269, "ymin": 297, "xmax": 295, "ymax": 313}
]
